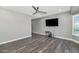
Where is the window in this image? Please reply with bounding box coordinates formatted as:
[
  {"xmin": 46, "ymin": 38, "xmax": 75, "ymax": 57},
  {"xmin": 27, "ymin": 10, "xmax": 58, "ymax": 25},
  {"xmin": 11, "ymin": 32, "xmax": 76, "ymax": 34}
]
[{"xmin": 72, "ymin": 14, "xmax": 79, "ymax": 36}]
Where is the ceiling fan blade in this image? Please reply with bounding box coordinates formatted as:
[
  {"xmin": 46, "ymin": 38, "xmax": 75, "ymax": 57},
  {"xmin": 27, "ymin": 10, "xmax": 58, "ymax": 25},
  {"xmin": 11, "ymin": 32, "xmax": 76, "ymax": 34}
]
[
  {"xmin": 32, "ymin": 6, "xmax": 38, "ymax": 11},
  {"xmin": 32, "ymin": 12, "xmax": 37, "ymax": 15},
  {"xmin": 38, "ymin": 11, "xmax": 47, "ymax": 14}
]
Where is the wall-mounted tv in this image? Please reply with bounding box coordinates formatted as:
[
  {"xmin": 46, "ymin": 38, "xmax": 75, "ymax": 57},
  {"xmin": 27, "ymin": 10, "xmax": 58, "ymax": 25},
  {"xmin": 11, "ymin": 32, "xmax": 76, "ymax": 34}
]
[{"xmin": 46, "ymin": 18, "xmax": 58, "ymax": 26}]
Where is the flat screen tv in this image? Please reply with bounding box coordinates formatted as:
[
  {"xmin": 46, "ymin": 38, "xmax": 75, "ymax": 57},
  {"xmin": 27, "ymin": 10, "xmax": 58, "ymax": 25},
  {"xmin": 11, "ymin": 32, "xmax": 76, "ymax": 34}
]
[{"xmin": 46, "ymin": 18, "xmax": 58, "ymax": 26}]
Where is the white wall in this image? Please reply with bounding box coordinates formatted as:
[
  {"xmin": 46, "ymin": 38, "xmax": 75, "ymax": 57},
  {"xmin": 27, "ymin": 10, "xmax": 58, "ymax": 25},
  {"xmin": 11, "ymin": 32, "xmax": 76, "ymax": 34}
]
[
  {"xmin": 0, "ymin": 8, "xmax": 31, "ymax": 43},
  {"xmin": 32, "ymin": 13, "xmax": 72, "ymax": 39}
]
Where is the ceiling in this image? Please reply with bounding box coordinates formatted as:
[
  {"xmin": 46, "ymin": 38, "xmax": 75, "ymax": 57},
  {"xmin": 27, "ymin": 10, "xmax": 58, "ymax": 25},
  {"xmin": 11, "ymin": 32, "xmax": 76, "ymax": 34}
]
[{"xmin": 0, "ymin": 6, "xmax": 71, "ymax": 19}]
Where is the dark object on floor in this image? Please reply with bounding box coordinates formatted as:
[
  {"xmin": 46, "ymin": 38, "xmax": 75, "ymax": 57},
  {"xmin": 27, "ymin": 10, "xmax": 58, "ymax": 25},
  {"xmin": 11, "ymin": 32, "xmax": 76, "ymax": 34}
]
[
  {"xmin": 48, "ymin": 32, "xmax": 52, "ymax": 37},
  {"xmin": 45, "ymin": 31, "xmax": 52, "ymax": 38}
]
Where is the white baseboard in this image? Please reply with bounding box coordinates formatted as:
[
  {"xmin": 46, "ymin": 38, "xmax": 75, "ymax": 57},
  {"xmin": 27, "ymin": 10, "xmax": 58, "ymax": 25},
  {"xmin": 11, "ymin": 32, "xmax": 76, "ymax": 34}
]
[
  {"xmin": 0, "ymin": 35, "xmax": 32, "ymax": 45},
  {"xmin": 33, "ymin": 33, "xmax": 79, "ymax": 44},
  {"xmin": 2, "ymin": 34, "xmax": 78, "ymax": 46},
  {"xmin": 55, "ymin": 36, "xmax": 79, "ymax": 44}
]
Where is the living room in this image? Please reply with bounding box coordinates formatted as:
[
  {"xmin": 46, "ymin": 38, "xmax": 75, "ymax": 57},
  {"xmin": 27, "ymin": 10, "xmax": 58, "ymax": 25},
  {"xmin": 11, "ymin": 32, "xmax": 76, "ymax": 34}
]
[{"xmin": 0, "ymin": 6, "xmax": 79, "ymax": 53}]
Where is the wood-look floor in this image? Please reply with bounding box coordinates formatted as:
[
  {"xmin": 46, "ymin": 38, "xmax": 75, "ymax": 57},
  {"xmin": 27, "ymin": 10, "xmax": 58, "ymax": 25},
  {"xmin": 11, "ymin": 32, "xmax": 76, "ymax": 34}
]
[{"xmin": 0, "ymin": 34, "xmax": 79, "ymax": 53}]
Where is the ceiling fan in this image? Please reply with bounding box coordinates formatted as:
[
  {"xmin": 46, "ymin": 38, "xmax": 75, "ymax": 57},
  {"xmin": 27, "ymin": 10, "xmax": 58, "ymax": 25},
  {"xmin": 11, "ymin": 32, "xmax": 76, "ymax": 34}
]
[{"xmin": 32, "ymin": 6, "xmax": 47, "ymax": 15}]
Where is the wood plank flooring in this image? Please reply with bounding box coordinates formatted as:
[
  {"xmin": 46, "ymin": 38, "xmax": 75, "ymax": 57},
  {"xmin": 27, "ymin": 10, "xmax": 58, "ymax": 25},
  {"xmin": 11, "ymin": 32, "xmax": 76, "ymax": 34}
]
[{"xmin": 0, "ymin": 34, "xmax": 79, "ymax": 53}]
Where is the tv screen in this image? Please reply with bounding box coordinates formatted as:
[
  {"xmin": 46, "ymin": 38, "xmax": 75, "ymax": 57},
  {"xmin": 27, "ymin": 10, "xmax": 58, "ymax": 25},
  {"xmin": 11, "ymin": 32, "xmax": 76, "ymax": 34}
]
[{"xmin": 46, "ymin": 18, "xmax": 58, "ymax": 26}]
